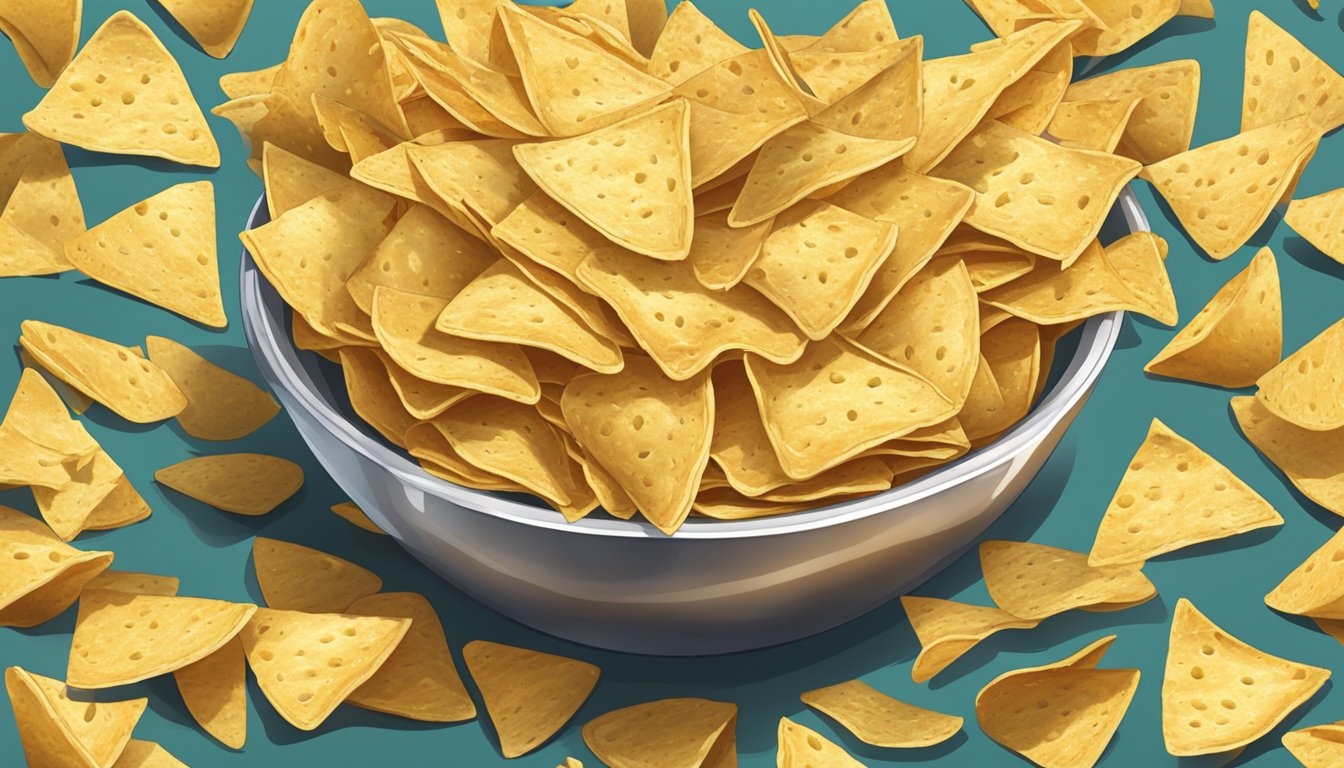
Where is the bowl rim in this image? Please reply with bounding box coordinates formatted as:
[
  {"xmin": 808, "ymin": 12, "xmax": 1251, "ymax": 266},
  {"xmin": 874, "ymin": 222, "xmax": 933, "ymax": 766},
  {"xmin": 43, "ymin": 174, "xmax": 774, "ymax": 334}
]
[{"xmin": 240, "ymin": 190, "xmax": 1144, "ymax": 540}]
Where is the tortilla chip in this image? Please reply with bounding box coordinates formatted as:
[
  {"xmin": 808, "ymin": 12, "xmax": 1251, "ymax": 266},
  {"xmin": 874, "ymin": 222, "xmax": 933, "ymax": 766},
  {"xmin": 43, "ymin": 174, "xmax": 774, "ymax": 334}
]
[
  {"xmin": 85, "ymin": 570, "xmax": 178, "ymax": 597},
  {"xmin": 790, "ymin": 38, "xmax": 921, "ymax": 104},
  {"xmin": 1283, "ymin": 724, "xmax": 1344, "ymax": 767},
  {"xmin": 240, "ymin": 607, "xmax": 411, "ymax": 731},
  {"xmin": 155, "ymin": 453, "xmax": 301, "ymax": 516},
  {"xmin": 218, "ymin": 63, "xmax": 279, "ymax": 99},
  {"xmin": 0, "ymin": 0, "xmax": 80, "ymax": 87},
  {"xmin": 330, "ymin": 502, "xmax": 385, "ymax": 535},
  {"xmin": 930, "ymin": 120, "xmax": 1141, "ymax": 263},
  {"xmin": 113, "ymin": 739, "xmax": 188, "ymax": 767},
  {"xmin": 983, "ymin": 37, "xmax": 1072, "ymax": 135},
  {"xmin": 801, "ymin": 679, "xmax": 963, "ymax": 747},
  {"xmin": 67, "ymin": 589, "xmax": 255, "ymax": 688},
  {"xmin": 1048, "ymin": 98, "xmax": 1140, "ymax": 154},
  {"xmin": 145, "ymin": 336, "xmax": 278, "ymax": 440},
  {"xmin": 312, "ymin": 96, "xmax": 402, "ymax": 164},
  {"xmin": 1266, "ymin": 526, "xmax": 1344, "ymax": 619},
  {"xmin": 0, "ymin": 367, "xmax": 96, "ymax": 462},
  {"xmin": 1256, "ymin": 318, "xmax": 1344, "ymax": 432},
  {"xmin": 1141, "ymin": 115, "xmax": 1319, "ymax": 260},
  {"xmin": 982, "ymin": 540, "xmax": 1157, "ymax": 620},
  {"xmin": 347, "ymin": 207, "xmax": 493, "ymax": 315},
  {"xmin": 22, "ymin": 11, "xmax": 219, "ymax": 166},
  {"xmin": 253, "ymin": 537, "xmax": 381, "ymax": 613},
  {"xmin": 464, "ymin": 641, "xmax": 600, "ymax": 758},
  {"xmin": 977, "ymin": 635, "xmax": 1139, "ymax": 768},
  {"xmin": 647, "ymin": 1, "xmax": 747, "ymax": 85},
  {"xmin": 0, "ymin": 505, "xmax": 112, "ymax": 628},
  {"xmin": 1242, "ymin": 11, "xmax": 1344, "ymax": 133},
  {"xmin": 346, "ymin": 592, "xmax": 476, "ymax": 722},
  {"xmin": 157, "ymin": 0, "xmax": 253, "ymax": 58},
  {"xmin": 583, "ymin": 698, "xmax": 736, "ymax": 768},
  {"xmin": 687, "ymin": 210, "xmax": 770, "ymax": 291},
  {"xmin": 1163, "ymin": 598, "xmax": 1330, "ymax": 756},
  {"xmin": 378, "ymin": 350, "xmax": 475, "ymax": 421},
  {"xmin": 19, "ymin": 321, "xmax": 186, "ymax": 424},
  {"xmin": 396, "ymin": 31, "xmax": 546, "ymax": 136},
  {"xmin": 1232, "ymin": 395, "xmax": 1344, "ymax": 518},
  {"xmin": 17, "ymin": 350, "xmax": 92, "ymax": 415},
  {"xmin": 900, "ymin": 595, "xmax": 1039, "ymax": 683},
  {"xmin": 6, "ymin": 667, "xmax": 145, "ymax": 768},
  {"xmin": 338, "ymin": 348, "xmax": 416, "ymax": 446},
  {"xmin": 0, "ymin": 133, "xmax": 84, "ymax": 274},
  {"xmin": 172, "ymin": 637, "xmax": 246, "ymax": 749},
  {"xmin": 777, "ymin": 717, "xmax": 863, "ymax": 768},
  {"xmin": 261, "ymin": 144, "xmax": 361, "ymax": 221},
  {"xmin": 1062, "ymin": 60, "xmax": 1200, "ymax": 164},
  {"xmin": 1285, "ymin": 187, "xmax": 1344, "ymax": 265},
  {"xmin": 407, "ymin": 140, "xmax": 537, "ymax": 232}
]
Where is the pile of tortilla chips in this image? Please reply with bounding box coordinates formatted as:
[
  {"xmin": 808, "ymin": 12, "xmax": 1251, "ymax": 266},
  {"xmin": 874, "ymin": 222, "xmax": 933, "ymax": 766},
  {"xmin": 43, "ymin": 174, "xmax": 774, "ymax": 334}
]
[{"xmin": 227, "ymin": 0, "xmax": 1186, "ymax": 536}]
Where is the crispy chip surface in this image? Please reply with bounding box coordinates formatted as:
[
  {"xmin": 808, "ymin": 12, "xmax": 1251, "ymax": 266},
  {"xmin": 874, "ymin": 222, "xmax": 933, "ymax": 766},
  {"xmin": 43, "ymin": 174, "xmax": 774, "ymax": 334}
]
[
  {"xmin": 0, "ymin": 505, "xmax": 113, "ymax": 628},
  {"xmin": 155, "ymin": 454, "xmax": 301, "ymax": 516},
  {"xmin": 1266, "ymin": 527, "xmax": 1344, "ymax": 620},
  {"xmin": 252, "ymin": 537, "xmax": 381, "ymax": 613},
  {"xmin": 1285, "ymin": 187, "xmax": 1344, "ymax": 266},
  {"xmin": 172, "ymin": 637, "xmax": 247, "ymax": 749},
  {"xmin": 900, "ymin": 595, "xmax": 1038, "ymax": 683},
  {"xmin": 1062, "ymin": 60, "xmax": 1200, "ymax": 164},
  {"xmin": 982, "ymin": 540, "xmax": 1156, "ymax": 620},
  {"xmin": 1242, "ymin": 12, "xmax": 1344, "ymax": 134},
  {"xmin": 801, "ymin": 679, "xmax": 963, "ymax": 747},
  {"xmin": 1256, "ymin": 318, "xmax": 1344, "ymax": 432},
  {"xmin": 777, "ymin": 717, "xmax": 863, "ymax": 768},
  {"xmin": 6, "ymin": 666, "xmax": 146, "ymax": 768},
  {"xmin": 146, "ymin": 337, "xmax": 279, "ymax": 441},
  {"xmin": 464, "ymin": 640, "xmax": 600, "ymax": 758},
  {"xmin": 583, "ymin": 698, "xmax": 736, "ymax": 768},
  {"xmin": 158, "ymin": 0, "xmax": 254, "ymax": 58},
  {"xmin": 0, "ymin": 0, "xmax": 80, "ymax": 87},
  {"xmin": 1233, "ymin": 396, "xmax": 1344, "ymax": 518},
  {"xmin": 85, "ymin": 570, "xmax": 178, "ymax": 597}
]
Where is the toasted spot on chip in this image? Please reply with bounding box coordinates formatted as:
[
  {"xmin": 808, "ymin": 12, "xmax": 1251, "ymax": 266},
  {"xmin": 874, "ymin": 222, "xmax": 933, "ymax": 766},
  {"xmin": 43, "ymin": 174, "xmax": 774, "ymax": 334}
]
[
  {"xmin": 901, "ymin": 595, "xmax": 1039, "ymax": 683},
  {"xmin": 1255, "ymin": 318, "xmax": 1344, "ymax": 432},
  {"xmin": 464, "ymin": 640, "xmax": 600, "ymax": 758},
  {"xmin": 146, "ymin": 336, "xmax": 279, "ymax": 441},
  {"xmin": 155, "ymin": 453, "xmax": 302, "ymax": 516},
  {"xmin": 6, "ymin": 666, "xmax": 146, "ymax": 768},
  {"xmin": 0, "ymin": 505, "xmax": 112, "ymax": 628},
  {"xmin": 801, "ymin": 679, "xmax": 963, "ymax": 747},
  {"xmin": 982, "ymin": 540, "xmax": 1156, "ymax": 620},
  {"xmin": 172, "ymin": 637, "xmax": 247, "ymax": 750},
  {"xmin": 252, "ymin": 537, "xmax": 381, "ymax": 613},
  {"xmin": 1232, "ymin": 396, "xmax": 1344, "ymax": 517},
  {"xmin": 583, "ymin": 697, "xmax": 736, "ymax": 768}
]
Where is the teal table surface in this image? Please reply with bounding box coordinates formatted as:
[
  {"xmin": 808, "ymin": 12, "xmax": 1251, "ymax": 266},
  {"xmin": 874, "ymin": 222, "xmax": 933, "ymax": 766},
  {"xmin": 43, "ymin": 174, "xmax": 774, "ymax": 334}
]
[{"xmin": 2, "ymin": 1, "xmax": 1343, "ymax": 766}]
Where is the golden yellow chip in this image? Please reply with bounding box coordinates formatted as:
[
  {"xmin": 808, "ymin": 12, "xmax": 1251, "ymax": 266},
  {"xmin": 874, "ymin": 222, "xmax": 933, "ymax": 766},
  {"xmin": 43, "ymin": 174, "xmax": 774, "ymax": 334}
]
[
  {"xmin": 801, "ymin": 679, "xmax": 963, "ymax": 747},
  {"xmin": 1061, "ymin": 60, "xmax": 1200, "ymax": 164},
  {"xmin": 0, "ymin": 505, "xmax": 112, "ymax": 628},
  {"xmin": 1047, "ymin": 98, "xmax": 1140, "ymax": 154},
  {"xmin": 146, "ymin": 336, "xmax": 279, "ymax": 441},
  {"xmin": 1242, "ymin": 11, "xmax": 1344, "ymax": 133},
  {"xmin": 1163, "ymin": 598, "xmax": 1330, "ymax": 756},
  {"xmin": 68, "ymin": 589, "xmax": 256, "ymax": 688},
  {"xmin": 790, "ymin": 39, "xmax": 920, "ymax": 104},
  {"xmin": 172, "ymin": 636, "xmax": 246, "ymax": 749},
  {"xmin": 346, "ymin": 592, "xmax": 476, "ymax": 722},
  {"xmin": 346, "ymin": 205, "xmax": 494, "ymax": 315},
  {"xmin": 262, "ymin": 143, "xmax": 364, "ymax": 220},
  {"xmin": 1233, "ymin": 395, "xmax": 1344, "ymax": 518},
  {"xmin": 312, "ymin": 95, "xmax": 403, "ymax": 164},
  {"xmin": 464, "ymin": 640, "xmax": 600, "ymax": 758},
  {"xmin": 407, "ymin": 139, "xmax": 538, "ymax": 230},
  {"xmin": 1177, "ymin": 0, "xmax": 1214, "ymax": 18},
  {"xmin": 252, "ymin": 537, "xmax": 381, "ymax": 613},
  {"xmin": 981, "ymin": 37, "xmax": 1072, "ymax": 136},
  {"xmin": 155, "ymin": 453, "xmax": 301, "ymax": 516},
  {"xmin": 406, "ymin": 421, "xmax": 527, "ymax": 491},
  {"xmin": 28, "ymin": 451, "xmax": 131, "ymax": 542},
  {"xmin": 340, "ymin": 348, "xmax": 417, "ymax": 446},
  {"xmin": 1285, "ymin": 187, "xmax": 1344, "ymax": 265},
  {"xmin": 981, "ymin": 540, "xmax": 1156, "ymax": 620},
  {"xmin": 1091, "ymin": 419, "xmax": 1281, "ymax": 568},
  {"xmin": 1266, "ymin": 527, "xmax": 1344, "ymax": 619},
  {"xmin": 900, "ymin": 595, "xmax": 1039, "ymax": 683},
  {"xmin": 583, "ymin": 698, "xmax": 736, "ymax": 768},
  {"xmin": 1256, "ymin": 318, "xmax": 1344, "ymax": 432},
  {"xmin": 113, "ymin": 739, "xmax": 188, "ymax": 767},
  {"xmin": 218, "ymin": 63, "xmax": 279, "ymax": 100},
  {"xmin": 684, "ymin": 86, "xmax": 805, "ymax": 191},
  {"xmin": 394, "ymin": 34, "xmax": 545, "ymax": 138},
  {"xmin": 1145, "ymin": 247, "xmax": 1281, "ymax": 386},
  {"xmin": 686, "ymin": 210, "xmax": 770, "ymax": 291},
  {"xmin": 330, "ymin": 501, "xmax": 386, "ymax": 536},
  {"xmin": 239, "ymin": 607, "xmax": 411, "ymax": 731},
  {"xmin": 647, "ymin": 1, "xmax": 747, "ymax": 84},
  {"xmin": 85, "ymin": 569, "xmax": 178, "ymax": 597},
  {"xmin": 6, "ymin": 666, "xmax": 146, "ymax": 768},
  {"xmin": 977, "ymin": 635, "xmax": 1139, "ymax": 768},
  {"xmin": 22, "ymin": 11, "xmax": 220, "ymax": 167},
  {"xmin": 1283, "ymin": 723, "xmax": 1344, "ymax": 767},
  {"xmin": 777, "ymin": 717, "xmax": 863, "ymax": 768},
  {"xmin": 19, "ymin": 321, "xmax": 187, "ymax": 424},
  {"xmin": 0, "ymin": 0, "xmax": 80, "ymax": 87},
  {"xmin": 157, "ymin": 0, "xmax": 253, "ymax": 58},
  {"xmin": 0, "ymin": 133, "xmax": 84, "ymax": 276}
]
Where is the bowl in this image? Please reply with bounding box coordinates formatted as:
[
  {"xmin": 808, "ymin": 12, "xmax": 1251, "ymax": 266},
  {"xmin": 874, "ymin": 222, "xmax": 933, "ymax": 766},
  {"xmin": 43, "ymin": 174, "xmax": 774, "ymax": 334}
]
[{"xmin": 239, "ymin": 189, "xmax": 1145, "ymax": 656}]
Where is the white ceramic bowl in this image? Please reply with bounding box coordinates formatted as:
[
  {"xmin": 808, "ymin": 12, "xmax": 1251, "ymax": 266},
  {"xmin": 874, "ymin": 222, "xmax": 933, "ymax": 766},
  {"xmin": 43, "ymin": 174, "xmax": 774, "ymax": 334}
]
[{"xmin": 239, "ymin": 190, "xmax": 1146, "ymax": 655}]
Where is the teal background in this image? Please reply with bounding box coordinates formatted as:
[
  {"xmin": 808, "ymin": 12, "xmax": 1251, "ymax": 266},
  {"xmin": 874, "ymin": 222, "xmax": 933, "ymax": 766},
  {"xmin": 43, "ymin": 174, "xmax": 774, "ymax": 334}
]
[{"xmin": 1, "ymin": 0, "xmax": 1343, "ymax": 765}]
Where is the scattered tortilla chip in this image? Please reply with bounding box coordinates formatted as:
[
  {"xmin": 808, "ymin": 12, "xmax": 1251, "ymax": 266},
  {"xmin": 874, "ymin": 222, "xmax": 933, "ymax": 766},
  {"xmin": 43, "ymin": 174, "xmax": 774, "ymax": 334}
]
[
  {"xmin": 253, "ymin": 537, "xmax": 380, "ymax": 613},
  {"xmin": 262, "ymin": 143, "xmax": 364, "ymax": 220},
  {"xmin": 1256, "ymin": 318, "xmax": 1344, "ymax": 432},
  {"xmin": 777, "ymin": 717, "xmax": 863, "ymax": 768},
  {"xmin": 801, "ymin": 679, "xmax": 963, "ymax": 747},
  {"xmin": 1285, "ymin": 187, "xmax": 1344, "ymax": 265},
  {"xmin": 1232, "ymin": 395, "xmax": 1344, "ymax": 518},
  {"xmin": 464, "ymin": 641, "xmax": 600, "ymax": 758},
  {"xmin": 145, "ymin": 336, "xmax": 279, "ymax": 441},
  {"xmin": 6, "ymin": 667, "xmax": 146, "ymax": 768},
  {"xmin": 982, "ymin": 540, "xmax": 1157, "ymax": 620},
  {"xmin": 157, "ymin": 0, "xmax": 254, "ymax": 58},
  {"xmin": 330, "ymin": 502, "xmax": 385, "ymax": 535},
  {"xmin": 22, "ymin": 11, "xmax": 220, "ymax": 167},
  {"xmin": 583, "ymin": 698, "xmax": 737, "ymax": 768},
  {"xmin": 0, "ymin": 0, "xmax": 80, "ymax": 87},
  {"xmin": 0, "ymin": 505, "xmax": 112, "ymax": 628},
  {"xmin": 1242, "ymin": 12, "xmax": 1344, "ymax": 134},
  {"xmin": 1163, "ymin": 598, "xmax": 1330, "ymax": 756},
  {"xmin": 85, "ymin": 570, "xmax": 179, "ymax": 597},
  {"xmin": 648, "ymin": 1, "xmax": 747, "ymax": 85},
  {"xmin": 562, "ymin": 357, "xmax": 712, "ymax": 534},
  {"xmin": 0, "ymin": 133, "xmax": 85, "ymax": 276},
  {"xmin": 155, "ymin": 453, "xmax": 302, "ymax": 516},
  {"xmin": 1090, "ymin": 418, "xmax": 1282, "ymax": 567},
  {"xmin": 113, "ymin": 739, "xmax": 188, "ymax": 768},
  {"xmin": 67, "ymin": 589, "xmax": 256, "ymax": 688},
  {"xmin": 1283, "ymin": 723, "xmax": 1344, "ymax": 767},
  {"xmin": 19, "ymin": 321, "xmax": 187, "ymax": 424},
  {"xmin": 18, "ymin": 350, "xmax": 92, "ymax": 415},
  {"xmin": 1177, "ymin": 0, "xmax": 1214, "ymax": 17},
  {"xmin": 172, "ymin": 637, "xmax": 246, "ymax": 749},
  {"xmin": 346, "ymin": 592, "xmax": 476, "ymax": 722},
  {"xmin": 900, "ymin": 595, "xmax": 1039, "ymax": 683},
  {"xmin": 1048, "ymin": 98, "xmax": 1140, "ymax": 154},
  {"xmin": 1062, "ymin": 60, "xmax": 1200, "ymax": 164},
  {"xmin": 1266, "ymin": 526, "xmax": 1344, "ymax": 619},
  {"xmin": 1141, "ymin": 115, "xmax": 1319, "ymax": 260},
  {"xmin": 218, "ymin": 63, "xmax": 279, "ymax": 100},
  {"xmin": 930, "ymin": 120, "xmax": 1141, "ymax": 263},
  {"xmin": 240, "ymin": 607, "xmax": 411, "ymax": 731},
  {"xmin": 977, "ymin": 635, "xmax": 1139, "ymax": 768}
]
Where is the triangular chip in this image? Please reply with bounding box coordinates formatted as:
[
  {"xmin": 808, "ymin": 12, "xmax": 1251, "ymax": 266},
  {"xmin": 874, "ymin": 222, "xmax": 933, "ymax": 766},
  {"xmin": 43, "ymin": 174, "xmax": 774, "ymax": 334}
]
[
  {"xmin": 1266, "ymin": 527, "xmax": 1344, "ymax": 619},
  {"xmin": 22, "ymin": 11, "xmax": 220, "ymax": 166},
  {"xmin": 157, "ymin": 0, "xmax": 253, "ymax": 58},
  {"xmin": 19, "ymin": 321, "xmax": 187, "ymax": 424},
  {"xmin": 407, "ymin": 140, "xmax": 537, "ymax": 230},
  {"xmin": 1256, "ymin": 318, "xmax": 1344, "ymax": 432},
  {"xmin": 777, "ymin": 717, "xmax": 863, "ymax": 768},
  {"xmin": 900, "ymin": 595, "xmax": 1039, "ymax": 683},
  {"xmin": 977, "ymin": 635, "xmax": 1139, "ymax": 768},
  {"xmin": 261, "ymin": 142, "xmax": 363, "ymax": 221},
  {"xmin": 339, "ymin": 348, "xmax": 417, "ymax": 447},
  {"xmin": 6, "ymin": 667, "xmax": 146, "ymax": 768},
  {"xmin": 501, "ymin": 4, "xmax": 669, "ymax": 136},
  {"xmin": 930, "ymin": 120, "xmax": 1141, "ymax": 263},
  {"xmin": 801, "ymin": 679, "xmax": 963, "ymax": 747},
  {"xmin": 1061, "ymin": 59, "xmax": 1200, "ymax": 164},
  {"xmin": 218, "ymin": 63, "xmax": 279, "ymax": 100},
  {"xmin": 86, "ymin": 570, "xmax": 179, "ymax": 597},
  {"xmin": 113, "ymin": 739, "xmax": 187, "ymax": 768},
  {"xmin": 330, "ymin": 502, "xmax": 386, "ymax": 535},
  {"xmin": 790, "ymin": 39, "xmax": 921, "ymax": 104},
  {"xmin": 561, "ymin": 357, "xmax": 712, "ymax": 534},
  {"xmin": 746, "ymin": 336, "xmax": 956, "ymax": 480},
  {"xmin": 0, "ymin": 0, "xmax": 80, "ymax": 87},
  {"xmin": 648, "ymin": 1, "xmax": 749, "ymax": 85},
  {"xmin": 1145, "ymin": 247, "xmax": 1281, "ymax": 386},
  {"xmin": 252, "ymin": 537, "xmax": 381, "ymax": 613},
  {"xmin": 1140, "ymin": 115, "xmax": 1319, "ymax": 260},
  {"xmin": 155, "ymin": 454, "xmax": 302, "ymax": 516},
  {"xmin": 145, "ymin": 336, "xmax": 279, "ymax": 441},
  {"xmin": 1, "ymin": 367, "xmax": 98, "ymax": 460},
  {"xmin": 1284, "ymin": 724, "xmax": 1344, "ymax": 767},
  {"xmin": 0, "ymin": 133, "xmax": 84, "ymax": 275},
  {"xmin": 1242, "ymin": 12, "xmax": 1344, "ymax": 133},
  {"xmin": 1232, "ymin": 396, "xmax": 1344, "ymax": 518},
  {"xmin": 393, "ymin": 35, "xmax": 546, "ymax": 138},
  {"xmin": 346, "ymin": 592, "xmax": 476, "ymax": 722},
  {"xmin": 1163, "ymin": 598, "xmax": 1330, "ymax": 756},
  {"xmin": 0, "ymin": 505, "xmax": 112, "ymax": 628},
  {"xmin": 173, "ymin": 637, "xmax": 246, "ymax": 749},
  {"xmin": 1285, "ymin": 187, "xmax": 1344, "ymax": 265},
  {"xmin": 1090, "ymin": 418, "xmax": 1282, "ymax": 567},
  {"xmin": 464, "ymin": 640, "xmax": 600, "ymax": 758},
  {"xmin": 68, "ymin": 590, "xmax": 256, "ymax": 688},
  {"xmin": 1047, "ymin": 97, "xmax": 1141, "ymax": 154},
  {"xmin": 239, "ymin": 607, "xmax": 410, "ymax": 731},
  {"xmin": 583, "ymin": 698, "xmax": 736, "ymax": 768},
  {"xmin": 688, "ymin": 210, "xmax": 771, "ymax": 291},
  {"xmin": 515, "ymin": 100, "xmax": 692, "ymax": 260},
  {"xmin": 981, "ymin": 540, "xmax": 1157, "ymax": 620}
]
